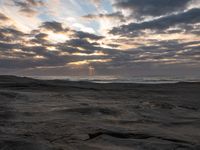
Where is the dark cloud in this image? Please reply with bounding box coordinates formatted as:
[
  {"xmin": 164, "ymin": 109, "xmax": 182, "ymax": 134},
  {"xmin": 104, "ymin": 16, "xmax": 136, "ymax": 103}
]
[
  {"xmin": 0, "ymin": 28, "xmax": 25, "ymax": 36},
  {"xmin": 0, "ymin": 36, "xmax": 199, "ymax": 76},
  {"xmin": 30, "ymin": 33, "xmax": 49, "ymax": 44},
  {"xmin": 40, "ymin": 21, "xmax": 68, "ymax": 32},
  {"xmin": 183, "ymin": 24, "xmax": 200, "ymax": 35},
  {"xmin": 135, "ymin": 40, "xmax": 200, "ymax": 61},
  {"xmin": 40, "ymin": 21, "xmax": 104, "ymax": 40},
  {"xmin": 110, "ymin": 8, "xmax": 200, "ymax": 36},
  {"xmin": 65, "ymin": 38, "xmax": 99, "ymax": 51},
  {"xmin": 0, "ymin": 27, "xmax": 25, "ymax": 42},
  {"xmin": 0, "ymin": 44, "xmax": 66, "ymax": 69},
  {"xmin": 26, "ymin": 0, "xmax": 44, "ymax": 6},
  {"xmin": 0, "ymin": 42, "xmax": 21, "ymax": 50},
  {"xmin": 35, "ymin": 33, "xmax": 48, "ymax": 39},
  {"xmin": 106, "ymin": 44, "xmax": 121, "ymax": 48},
  {"xmin": 0, "ymin": 24, "xmax": 108, "ymax": 70},
  {"xmin": 0, "ymin": 13, "xmax": 9, "ymax": 21},
  {"xmin": 13, "ymin": 0, "xmax": 44, "ymax": 16},
  {"xmin": 20, "ymin": 7, "xmax": 37, "ymax": 16},
  {"xmin": 83, "ymin": 12, "xmax": 125, "ymax": 22},
  {"xmin": 39, "ymin": 21, "xmax": 104, "ymax": 41},
  {"xmin": 102, "ymin": 39, "xmax": 200, "ymax": 71},
  {"xmin": 113, "ymin": 0, "xmax": 191, "ymax": 18},
  {"xmin": 61, "ymin": 38, "xmax": 118, "ymax": 56},
  {"xmin": 74, "ymin": 31, "xmax": 104, "ymax": 40},
  {"xmin": 146, "ymin": 23, "xmax": 200, "ymax": 35}
]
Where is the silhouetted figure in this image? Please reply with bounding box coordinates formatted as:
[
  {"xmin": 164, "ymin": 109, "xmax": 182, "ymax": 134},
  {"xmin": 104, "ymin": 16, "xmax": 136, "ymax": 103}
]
[{"xmin": 88, "ymin": 65, "xmax": 95, "ymax": 76}]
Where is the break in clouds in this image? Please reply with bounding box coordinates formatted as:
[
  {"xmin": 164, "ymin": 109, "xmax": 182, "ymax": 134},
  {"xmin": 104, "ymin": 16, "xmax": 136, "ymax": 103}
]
[{"xmin": 0, "ymin": 0, "xmax": 199, "ymax": 76}]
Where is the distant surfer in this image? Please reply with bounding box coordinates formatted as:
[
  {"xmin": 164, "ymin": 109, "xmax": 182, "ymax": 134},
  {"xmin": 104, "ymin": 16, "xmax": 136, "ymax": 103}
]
[{"xmin": 88, "ymin": 65, "xmax": 95, "ymax": 76}]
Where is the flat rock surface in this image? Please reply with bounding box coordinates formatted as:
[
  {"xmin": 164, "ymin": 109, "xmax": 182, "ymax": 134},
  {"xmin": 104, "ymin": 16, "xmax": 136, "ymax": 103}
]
[{"xmin": 0, "ymin": 76, "xmax": 200, "ymax": 150}]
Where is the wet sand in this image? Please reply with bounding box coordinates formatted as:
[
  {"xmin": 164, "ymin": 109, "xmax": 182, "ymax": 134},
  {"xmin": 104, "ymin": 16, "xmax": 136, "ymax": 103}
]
[{"xmin": 0, "ymin": 75, "xmax": 200, "ymax": 150}]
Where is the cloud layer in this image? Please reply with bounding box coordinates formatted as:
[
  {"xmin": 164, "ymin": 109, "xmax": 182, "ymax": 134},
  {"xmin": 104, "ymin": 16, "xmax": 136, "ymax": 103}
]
[{"xmin": 0, "ymin": 0, "xmax": 199, "ymax": 76}]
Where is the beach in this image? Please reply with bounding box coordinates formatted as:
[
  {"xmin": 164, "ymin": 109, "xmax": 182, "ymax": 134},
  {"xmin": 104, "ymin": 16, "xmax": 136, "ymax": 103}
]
[{"xmin": 0, "ymin": 75, "xmax": 200, "ymax": 150}]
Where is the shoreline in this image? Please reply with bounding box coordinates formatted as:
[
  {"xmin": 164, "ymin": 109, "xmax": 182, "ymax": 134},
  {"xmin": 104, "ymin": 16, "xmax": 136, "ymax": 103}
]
[{"xmin": 0, "ymin": 75, "xmax": 200, "ymax": 85}]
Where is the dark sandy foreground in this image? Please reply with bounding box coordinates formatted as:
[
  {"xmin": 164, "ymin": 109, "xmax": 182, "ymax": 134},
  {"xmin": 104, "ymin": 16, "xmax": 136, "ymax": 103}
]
[{"xmin": 0, "ymin": 76, "xmax": 200, "ymax": 150}]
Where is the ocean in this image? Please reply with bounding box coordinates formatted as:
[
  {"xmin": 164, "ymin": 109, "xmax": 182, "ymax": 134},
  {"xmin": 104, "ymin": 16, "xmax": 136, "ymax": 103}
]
[{"xmin": 29, "ymin": 75, "xmax": 200, "ymax": 84}]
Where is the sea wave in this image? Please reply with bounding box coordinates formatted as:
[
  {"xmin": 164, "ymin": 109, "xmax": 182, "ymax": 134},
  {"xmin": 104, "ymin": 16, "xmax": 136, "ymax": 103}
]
[{"xmin": 29, "ymin": 75, "xmax": 200, "ymax": 84}]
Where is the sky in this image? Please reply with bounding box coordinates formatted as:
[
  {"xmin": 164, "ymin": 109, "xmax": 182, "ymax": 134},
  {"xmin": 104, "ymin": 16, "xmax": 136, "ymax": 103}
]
[{"xmin": 0, "ymin": 0, "xmax": 199, "ymax": 77}]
